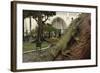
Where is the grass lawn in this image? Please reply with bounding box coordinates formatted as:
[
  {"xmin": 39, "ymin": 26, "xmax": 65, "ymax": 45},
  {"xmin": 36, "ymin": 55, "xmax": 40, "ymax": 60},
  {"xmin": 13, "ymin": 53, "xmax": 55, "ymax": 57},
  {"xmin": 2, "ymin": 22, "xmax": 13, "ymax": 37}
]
[{"xmin": 23, "ymin": 42, "xmax": 49, "ymax": 52}]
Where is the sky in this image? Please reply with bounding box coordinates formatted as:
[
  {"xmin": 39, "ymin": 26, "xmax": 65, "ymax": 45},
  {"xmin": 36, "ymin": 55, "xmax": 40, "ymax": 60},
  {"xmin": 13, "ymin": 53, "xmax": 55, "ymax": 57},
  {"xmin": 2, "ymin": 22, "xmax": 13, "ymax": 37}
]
[{"xmin": 24, "ymin": 12, "xmax": 80, "ymax": 33}]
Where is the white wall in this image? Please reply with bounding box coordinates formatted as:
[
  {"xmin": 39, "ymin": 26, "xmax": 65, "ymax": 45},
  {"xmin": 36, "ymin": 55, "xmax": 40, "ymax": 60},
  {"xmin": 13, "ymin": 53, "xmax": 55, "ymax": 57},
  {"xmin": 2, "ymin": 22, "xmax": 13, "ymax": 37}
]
[{"xmin": 0, "ymin": 0, "xmax": 99, "ymax": 73}]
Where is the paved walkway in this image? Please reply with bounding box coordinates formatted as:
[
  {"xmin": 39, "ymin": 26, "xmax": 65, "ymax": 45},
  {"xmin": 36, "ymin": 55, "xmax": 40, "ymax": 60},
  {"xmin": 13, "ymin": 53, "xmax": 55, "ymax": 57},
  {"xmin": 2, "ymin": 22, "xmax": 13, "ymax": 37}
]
[{"xmin": 23, "ymin": 45, "xmax": 51, "ymax": 62}]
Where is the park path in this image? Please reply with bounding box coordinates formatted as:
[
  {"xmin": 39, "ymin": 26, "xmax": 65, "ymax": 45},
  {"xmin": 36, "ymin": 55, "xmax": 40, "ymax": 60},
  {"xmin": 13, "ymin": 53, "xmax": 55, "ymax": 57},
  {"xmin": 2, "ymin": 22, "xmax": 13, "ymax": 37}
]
[{"xmin": 23, "ymin": 45, "xmax": 51, "ymax": 62}]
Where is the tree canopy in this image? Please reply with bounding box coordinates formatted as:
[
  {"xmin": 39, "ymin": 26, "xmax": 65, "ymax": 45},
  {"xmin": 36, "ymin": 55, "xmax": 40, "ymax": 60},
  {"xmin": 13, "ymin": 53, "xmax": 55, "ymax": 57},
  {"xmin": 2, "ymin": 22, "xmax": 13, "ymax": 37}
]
[{"xmin": 23, "ymin": 10, "xmax": 56, "ymax": 23}]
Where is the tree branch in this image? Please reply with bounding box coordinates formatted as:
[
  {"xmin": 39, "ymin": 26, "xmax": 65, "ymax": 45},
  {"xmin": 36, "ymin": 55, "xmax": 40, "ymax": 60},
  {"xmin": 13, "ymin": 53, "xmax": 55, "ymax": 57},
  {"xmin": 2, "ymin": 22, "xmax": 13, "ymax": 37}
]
[
  {"xmin": 43, "ymin": 16, "xmax": 49, "ymax": 23},
  {"xmin": 34, "ymin": 18, "xmax": 38, "ymax": 22}
]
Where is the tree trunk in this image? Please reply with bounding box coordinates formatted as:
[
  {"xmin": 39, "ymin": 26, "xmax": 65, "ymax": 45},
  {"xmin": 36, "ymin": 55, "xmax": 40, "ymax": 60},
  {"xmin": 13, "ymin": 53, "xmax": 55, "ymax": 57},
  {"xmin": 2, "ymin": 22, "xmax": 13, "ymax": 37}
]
[
  {"xmin": 36, "ymin": 14, "xmax": 42, "ymax": 48},
  {"xmin": 48, "ymin": 32, "xmax": 51, "ymax": 38},
  {"xmin": 30, "ymin": 16, "xmax": 31, "ymax": 35},
  {"xmin": 29, "ymin": 16, "xmax": 32, "ymax": 42},
  {"xmin": 58, "ymin": 29, "xmax": 61, "ymax": 38}
]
